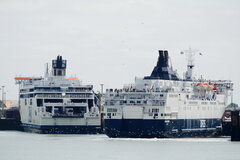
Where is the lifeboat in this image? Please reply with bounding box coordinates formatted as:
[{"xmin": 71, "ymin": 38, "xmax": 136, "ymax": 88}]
[{"xmin": 195, "ymin": 83, "xmax": 216, "ymax": 91}]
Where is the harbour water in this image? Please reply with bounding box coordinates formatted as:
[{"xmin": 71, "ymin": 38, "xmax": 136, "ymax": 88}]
[{"xmin": 0, "ymin": 131, "xmax": 240, "ymax": 160}]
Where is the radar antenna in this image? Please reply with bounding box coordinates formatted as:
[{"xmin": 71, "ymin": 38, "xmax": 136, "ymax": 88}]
[{"xmin": 180, "ymin": 48, "xmax": 202, "ymax": 81}]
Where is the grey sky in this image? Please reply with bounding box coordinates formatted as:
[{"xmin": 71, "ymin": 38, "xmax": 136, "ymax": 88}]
[{"xmin": 0, "ymin": 0, "xmax": 240, "ymax": 104}]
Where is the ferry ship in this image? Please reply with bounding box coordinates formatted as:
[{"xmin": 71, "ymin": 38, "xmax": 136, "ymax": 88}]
[
  {"xmin": 15, "ymin": 56, "xmax": 101, "ymax": 134},
  {"xmin": 103, "ymin": 49, "xmax": 233, "ymax": 138}
]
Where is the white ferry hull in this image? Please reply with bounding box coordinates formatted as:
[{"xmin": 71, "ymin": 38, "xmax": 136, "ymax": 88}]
[
  {"xmin": 20, "ymin": 115, "xmax": 102, "ymax": 134},
  {"xmin": 16, "ymin": 56, "xmax": 102, "ymax": 134},
  {"xmin": 103, "ymin": 50, "xmax": 233, "ymax": 138}
]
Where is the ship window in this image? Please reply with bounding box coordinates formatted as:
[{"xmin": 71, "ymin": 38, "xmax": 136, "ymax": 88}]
[
  {"xmin": 37, "ymin": 99, "xmax": 43, "ymax": 107},
  {"xmin": 30, "ymin": 99, "xmax": 32, "ymax": 105},
  {"xmin": 44, "ymin": 99, "xmax": 63, "ymax": 103},
  {"xmin": 54, "ymin": 106, "xmax": 63, "ymax": 114},
  {"xmin": 160, "ymin": 101, "xmax": 165, "ymax": 106},
  {"xmin": 107, "ymin": 108, "xmax": 117, "ymax": 112},
  {"xmin": 152, "ymin": 108, "xmax": 159, "ymax": 113},
  {"xmin": 120, "ymin": 101, "xmax": 123, "ymax": 105},
  {"xmin": 25, "ymin": 99, "xmax": 27, "ymax": 105},
  {"xmin": 68, "ymin": 106, "xmax": 86, "ymax": 115},
  {"xmin": 161, "ymin": 113, "xmax": 164, "ymax": 117},
  {"xmin": 107, "ymin": 113, "xmax": 111, "ymax": 118},
  {"xmin": 57, "ymin": 70, "xmax": 62, "ymax": 76},
  {"xmin": 71, "ymin": 99, "xmax": 86, "ymax": 103},
  {"xmin": 130, "ymin": 101, "xmax": 135, "ymax": 104},
  {"xmin": 160, "ymin": 94, "xmax": 164, "ymax": 97},
  {"xmin": 46, "ymin": 106, "xmax": 52, "ymax": 113},
  {"xmin": 137, "ymin": 101, "xmax": 141, "ymax": 104}
]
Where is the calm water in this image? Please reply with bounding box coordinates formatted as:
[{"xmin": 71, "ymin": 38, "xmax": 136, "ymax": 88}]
[{"xmin": 0, "ymin": 131, "xmax": 240, "ymax": 160}]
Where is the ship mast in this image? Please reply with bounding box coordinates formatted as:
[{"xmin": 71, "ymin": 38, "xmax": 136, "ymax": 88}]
[
  {"xmin": 181, "ymin": 48, "xmax": 202, "ymax": 81},
  {"xmin": 44, "ymin": 63, "xmax": 49, "ymax": 78}
]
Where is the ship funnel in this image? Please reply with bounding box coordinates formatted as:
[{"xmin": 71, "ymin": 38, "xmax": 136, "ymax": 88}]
[
  {"xmin": 159, "ymin": 50, "xmax": 163, "ymax": 56},
  {"xmin": 52, "ymin": 55, "xmax": 67, "ymax": 76},
  {"xmin": 144, "ymin": 50, "xmax": 179, "ymax": 80},
  {"xmin": 157, "ymin": 50, "xmax": 169, "ymax": 67}
]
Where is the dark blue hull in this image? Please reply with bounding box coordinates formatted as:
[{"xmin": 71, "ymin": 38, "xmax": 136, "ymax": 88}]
[
  {"xmin": 104, "ymin": 119, "xmax": 222, "ymax": 138},
  {"xmin": 22, "ymin": 123, "xmax": 102, "ymax": 134},
  {"xmin": 221, "ymin": 122, "xmax": 232, "ymax": 136}
]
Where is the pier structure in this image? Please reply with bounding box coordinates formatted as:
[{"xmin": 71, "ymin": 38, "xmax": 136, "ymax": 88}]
[{"xmin": 231, "ymin": 110, "xmax": 240, "ymax": 141}]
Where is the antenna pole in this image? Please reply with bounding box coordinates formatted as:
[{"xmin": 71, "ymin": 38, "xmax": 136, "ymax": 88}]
[
  {"xmin": 45, "ymin": 63, "xmax": 49, "ymax": 78},
  {"xmin": 181, "ymin": 48, "xmax": 202, "ymax": 81},
  {"xmin": 100, "ymin": 84, "xmax": 104, "ymax": 95}
]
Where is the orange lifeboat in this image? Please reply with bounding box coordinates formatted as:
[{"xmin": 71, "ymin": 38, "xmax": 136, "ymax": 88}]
[
  {"xmin": 195, "ymin": 83, "xmax": 216, "ymax": 90},
  {"xmin": 68, "ymin": 77, "xmax": 78, "ymax": 80}
]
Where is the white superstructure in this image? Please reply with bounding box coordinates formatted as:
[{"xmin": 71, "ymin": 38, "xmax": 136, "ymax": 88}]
[
  {"xmin": 103, "ymin": 50, "xmax": 233, "ymax": 138},
  {"xmin": 15, "ymin": 56, "xmax": 101, "ymax": 134}
]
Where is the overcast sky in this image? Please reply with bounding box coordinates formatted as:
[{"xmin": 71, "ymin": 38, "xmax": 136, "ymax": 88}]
[{"xmin": 0, "ymin": 0, "xmax": 240, "ymax": 104}]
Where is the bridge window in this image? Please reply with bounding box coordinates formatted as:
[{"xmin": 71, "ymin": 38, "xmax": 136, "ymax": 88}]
[{"xmin": 37, "ymin": 99, "xmax": 43, "ymax": 107}]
